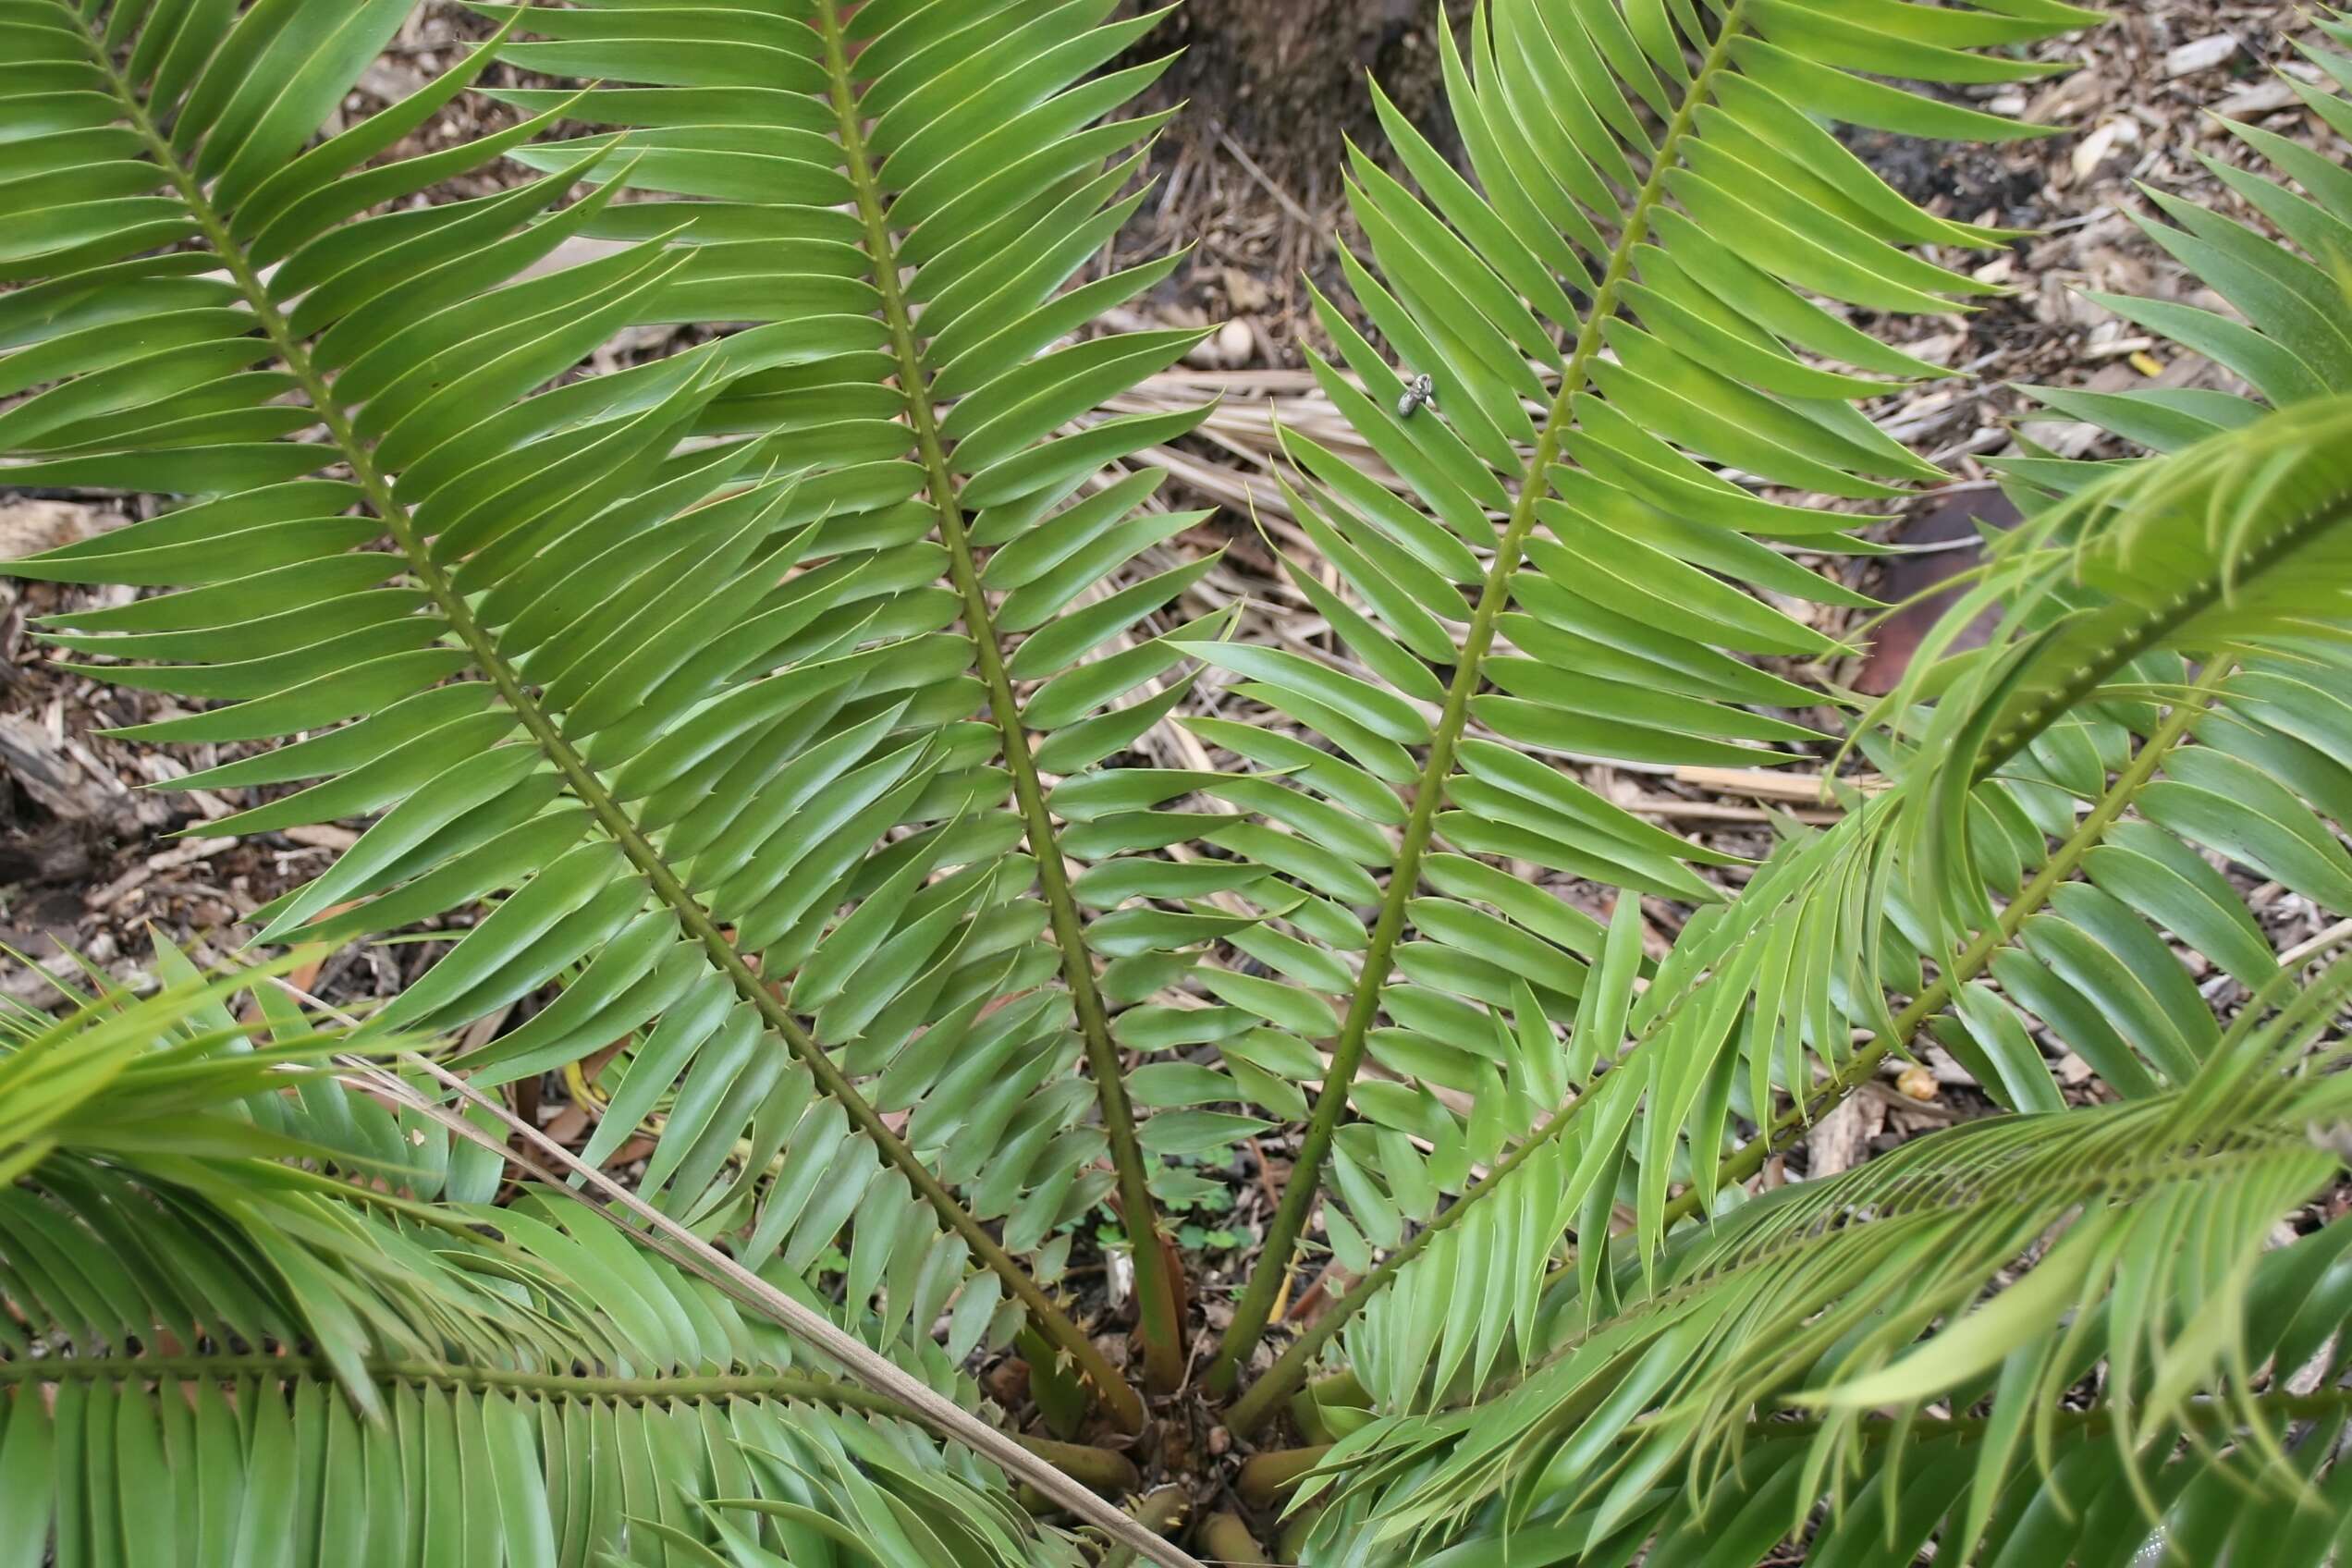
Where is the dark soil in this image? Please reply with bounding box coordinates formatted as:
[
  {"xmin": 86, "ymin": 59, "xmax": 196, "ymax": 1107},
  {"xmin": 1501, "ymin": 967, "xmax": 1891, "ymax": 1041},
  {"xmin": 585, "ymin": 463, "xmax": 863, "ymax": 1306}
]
[
  {"xmin": 1126, "ymin": 0, "xmax": 1460, "ymax": 185},
  {"xmin": 1844, "ymin": 129, "xmax": 2054, "ymax": 234}
]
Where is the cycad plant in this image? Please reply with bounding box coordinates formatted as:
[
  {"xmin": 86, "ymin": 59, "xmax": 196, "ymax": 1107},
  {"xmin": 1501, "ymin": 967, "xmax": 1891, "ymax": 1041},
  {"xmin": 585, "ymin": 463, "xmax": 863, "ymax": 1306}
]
[{"xmin": 5, "ymin": 0, "xmax": 2352, "ymax": 1562}]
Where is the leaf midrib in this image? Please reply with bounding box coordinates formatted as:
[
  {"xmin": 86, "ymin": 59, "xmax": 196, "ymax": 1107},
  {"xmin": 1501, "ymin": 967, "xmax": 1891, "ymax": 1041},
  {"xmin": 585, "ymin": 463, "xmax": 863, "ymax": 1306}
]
[
  {"xmin": 1976, "ymin": 484, "xmax": 2352, "ymax": 773},
  {"xmin": 0, "ymin": 1351, "xmax": 903, "ymax": 1411},
  {"xmin": 1459, "ymin": 1122, "xmax": 2309, "ymax": 1418},
  {"xmin": 809, "ymin": 0, "xmax": 1184, "ymax": 1392},
  {"xmin": 69, "ymin": 4, "xmax": 1134, "ymax": 1427}
]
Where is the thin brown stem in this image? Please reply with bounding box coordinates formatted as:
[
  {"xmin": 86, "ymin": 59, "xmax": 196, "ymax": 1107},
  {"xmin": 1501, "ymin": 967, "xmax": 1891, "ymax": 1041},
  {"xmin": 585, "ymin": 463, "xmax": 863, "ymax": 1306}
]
[{"xmin": 355, "ymin": 1048, "xmax": 1205, "ymax": 1568}]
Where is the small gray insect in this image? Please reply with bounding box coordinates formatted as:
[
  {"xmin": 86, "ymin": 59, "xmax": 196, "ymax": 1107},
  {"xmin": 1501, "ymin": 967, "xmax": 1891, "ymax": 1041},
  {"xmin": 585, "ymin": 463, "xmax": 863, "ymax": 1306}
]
[{"xmin": 1396, "ymin": 372, "xmax": 1437, "ymax": 420}]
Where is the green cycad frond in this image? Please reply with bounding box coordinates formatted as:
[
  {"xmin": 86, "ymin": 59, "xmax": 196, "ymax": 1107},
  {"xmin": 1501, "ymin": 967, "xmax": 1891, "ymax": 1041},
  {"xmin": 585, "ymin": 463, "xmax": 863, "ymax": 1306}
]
[
  {"xmin": 1888, "ymin": 399, "xmax": 2352, "ymax": 914},
  {"xmin": 1225, "ymin": 8, "xmax": 2352, "ymax": 1429},
  {"xmin": 1541, "ymin": 127, "xmax": 2352, "ymax": 1430},
  {"xmin": 1846, "ymin": 5, "xmax": 2352, "ymax": 1113},
  {"xmin": 4, "ymin": 1169, "xmax": 1066, "ymax": 1567},
  {"xmin": 1317, "ymin": 1398, "xmax": 2352, "ymax": 1568},
  {"xmin": 1303, "ymin": 969, "xmax": 2352, "ymax": 1564},
  {"xmin": 1898, "ymin": 7, "xmax": 2352, "ymax": 856},
  {"xmin": 1616, "ymin": 42, "xmax": 2352, "ymax": 1209},
  {"xmin": 1206, "ymin": 0, "xmax": 2101, "ymax": 1389},
  {"xmin": 1279, "ymin": 26, "xmax": 2352, "ymax": 1523},
  {"xmin": 1224, "ymin": 794, "xmax": 1913, "ymax": 1430},
  {"xmin": 4, "ymin": 0, "xmax": 1216, "ymax": 1411},
  {"xmin": 0, "ymin": 973, "xmax": 1074, "ymax": 1567}
]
